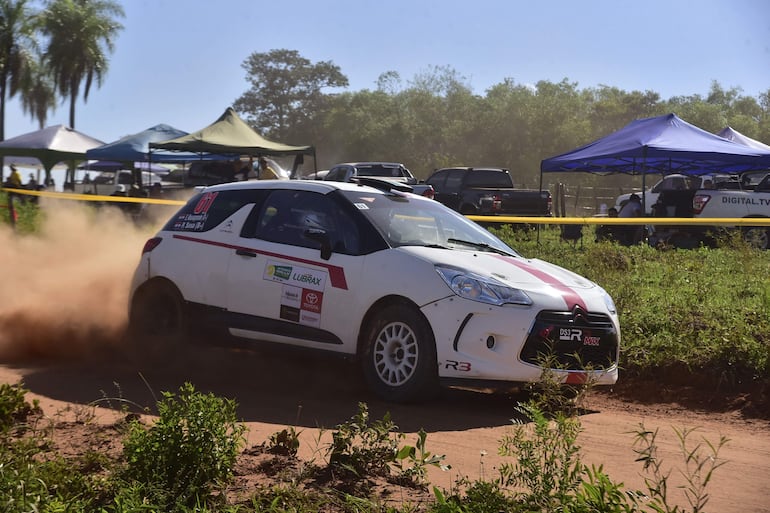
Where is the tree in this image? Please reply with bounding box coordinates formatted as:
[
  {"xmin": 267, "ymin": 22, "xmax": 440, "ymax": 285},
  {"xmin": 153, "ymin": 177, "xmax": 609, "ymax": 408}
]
[
  {"xmin": 0, "ymin": 0, "xmax": 38, "ymax": 141},
  {"xmin": 38, "ymin": 0, "xmax": 123, "ymax": 129},
  {"xmin": 19, "ymin": 58, "xmax": 56, "ymax": 128},
  {"xmin": 234, "ymin": 49, "xmax": 348, "ymax": 139}
]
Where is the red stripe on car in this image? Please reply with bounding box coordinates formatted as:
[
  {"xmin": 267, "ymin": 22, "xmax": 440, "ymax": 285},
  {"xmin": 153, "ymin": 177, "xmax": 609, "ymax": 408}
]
[
  {"xmin": 493, "ymin": 255, "xmax": 587, "ymax": 311},
  {"xmin": 172, "ymin": 234, "xmax": 349, "ymax": 290}
]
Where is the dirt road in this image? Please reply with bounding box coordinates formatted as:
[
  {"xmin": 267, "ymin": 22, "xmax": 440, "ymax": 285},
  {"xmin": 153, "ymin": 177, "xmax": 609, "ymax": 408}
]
[{"xmin": 2, "ymin": 345, "xmax": 768, "ymax": 513}]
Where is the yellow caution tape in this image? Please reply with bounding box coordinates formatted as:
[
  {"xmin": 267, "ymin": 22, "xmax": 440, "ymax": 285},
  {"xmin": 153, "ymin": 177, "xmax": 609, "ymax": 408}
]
[
  {"xmin": 1, "ymin": 187, "xmax": 185, "ymax": 206},
  {"xmin": 2, "ymin": 187, "xmax": 768, "ymax": 226}
]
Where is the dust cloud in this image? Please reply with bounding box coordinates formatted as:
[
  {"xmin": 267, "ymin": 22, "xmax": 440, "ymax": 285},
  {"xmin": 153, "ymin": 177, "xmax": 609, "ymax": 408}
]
[{"xmin": 0, "ymin": 198, "xmax": 173, "ymax": 361}]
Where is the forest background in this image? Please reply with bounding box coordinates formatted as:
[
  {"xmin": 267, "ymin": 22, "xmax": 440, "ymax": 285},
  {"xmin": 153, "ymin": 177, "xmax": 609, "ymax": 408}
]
[{"xmin": 230, "ymin": 50, "xmax": 770, "ymax": 198}]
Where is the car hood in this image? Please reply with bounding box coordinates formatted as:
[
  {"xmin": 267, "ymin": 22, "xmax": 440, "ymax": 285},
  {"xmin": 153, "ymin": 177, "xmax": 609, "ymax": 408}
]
[{"xmin": 398, "ymin": 246, "xmax": 596, "ymax": 290}]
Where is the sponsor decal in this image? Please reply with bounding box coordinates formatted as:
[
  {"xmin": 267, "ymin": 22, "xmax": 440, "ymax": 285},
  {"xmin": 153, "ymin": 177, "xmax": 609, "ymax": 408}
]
[
  {"xmin": 264, "ymin": 260, "xmax": 327, "ymax": 291},
  {"xmin": 281, "ymin": 285, "xmax": 302, "ymax": 308},
  {"xmin": 354, "ymin": 202, "xmax": 370, "ymax": 210},
  {"xmin": 280, "ymin": 304, "xmax": 300, "ymax": 322},
  {"xmin": 299, "ymin": 310, "xmax": 321, "ymax": 328},
  {"xmin": 583, "ymin": 336, "xmax": 601, "ymax": 346},
  {"xmin": 266, "ymin": 264, "xmax": 292, "ymax": 281},
  {"xmin": 302, "ymin": 289, "xmax": 323, "ymax": 314}
]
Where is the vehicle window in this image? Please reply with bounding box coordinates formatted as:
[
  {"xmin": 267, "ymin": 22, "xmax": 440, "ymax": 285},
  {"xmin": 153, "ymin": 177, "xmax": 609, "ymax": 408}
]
[
  {"xmin": 464, "ymin": 170, "xmax": 513, "ymax": 188},
  {"xmin": 425, "ymin": 170, "xmax": 447, "ymax": 189},
  {"xmin": 164, "ymin": 189, "xmax": 265, "ymax": 232},
  {"xmin": 324, "ymin": 166, "xmax": 348, "ymax": 181},
  {"xmin": 341, "ymin": 190, "xmax": 517, "ymax": 255},
  {"xmin": 357, "ymin": 165, "xmax": 401, "ymax": 177},
  {"xmin": 253, "ymin": 190, "xmax": 362, "ymax": 255},
  {"xmin": 444, "ymin": 169, "xmax": 465, "ymax": 193}
]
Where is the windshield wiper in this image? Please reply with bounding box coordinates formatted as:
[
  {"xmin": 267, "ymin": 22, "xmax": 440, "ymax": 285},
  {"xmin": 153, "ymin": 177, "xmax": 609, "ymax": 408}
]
[{"xmin": 447, "ymin": 238, "xmax": 515, "ymax": 257}]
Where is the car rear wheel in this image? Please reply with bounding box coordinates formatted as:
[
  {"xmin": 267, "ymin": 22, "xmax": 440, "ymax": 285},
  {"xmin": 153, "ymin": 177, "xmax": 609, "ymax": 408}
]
[
  {"xmin": 742, "ymin": 226, "xmax": 769, "ymax": 250},
  {"xmin": 128, "ymin": 280, "xmax": 186, "ymax": 360},
  {"xmin": 361, "ymin": 304, "xmax": 439, "ymax": 402}
]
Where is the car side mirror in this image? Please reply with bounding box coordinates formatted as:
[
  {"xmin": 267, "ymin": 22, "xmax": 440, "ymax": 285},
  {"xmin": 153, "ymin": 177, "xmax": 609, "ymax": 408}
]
[{"xmin": 303, "ymin": 228, "xmax": 332, "ymax": 260}]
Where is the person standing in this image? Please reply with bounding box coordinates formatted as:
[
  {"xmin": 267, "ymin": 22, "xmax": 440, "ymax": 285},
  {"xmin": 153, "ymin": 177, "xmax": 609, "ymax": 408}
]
[
  {"xmin": 618, "ymin": 194, "xmax": 643, "ymax": 245},
  {"xmin": 7, "ymin": 165, "xmax": 22, "ymax": 188}
]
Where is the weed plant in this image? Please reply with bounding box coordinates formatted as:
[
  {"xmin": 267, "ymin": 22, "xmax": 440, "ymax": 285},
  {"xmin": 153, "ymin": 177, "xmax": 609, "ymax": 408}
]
[{"xmin": 0, "ymin": 380, "xmax": 732, "ymax": 513}]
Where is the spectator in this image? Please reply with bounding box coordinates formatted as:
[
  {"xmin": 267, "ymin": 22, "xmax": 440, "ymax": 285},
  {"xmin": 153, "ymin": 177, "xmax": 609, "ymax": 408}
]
[
  {"xmin": 595, "ymin": 206, "xmax": 619, "ymax": 242},
  {"xmin": 26, "ymin": 173, "xmax": 38, "ymax": 189},
  {"xmin": 7, "ymin": 165, "xmax": 22, "ymax": 188},
  {"xmin": 258, "ymin": 157, "xmax": 280, "ymax": 180},
  {"xmin": 618, "ymin": 194, "xmax": 643, "ymax": 245}
]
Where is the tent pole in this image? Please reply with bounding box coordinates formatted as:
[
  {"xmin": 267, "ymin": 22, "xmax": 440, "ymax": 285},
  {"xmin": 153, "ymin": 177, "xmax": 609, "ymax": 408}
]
[{"xmin": 537, "ymin": 169, "xmax": 544, "ymax": 244}]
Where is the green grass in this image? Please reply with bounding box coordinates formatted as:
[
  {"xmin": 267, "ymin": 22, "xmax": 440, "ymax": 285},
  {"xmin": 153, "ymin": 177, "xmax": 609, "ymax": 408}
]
[{"xmin": 493, "ymin": 225, "xmax": 770, "ymax": 389}]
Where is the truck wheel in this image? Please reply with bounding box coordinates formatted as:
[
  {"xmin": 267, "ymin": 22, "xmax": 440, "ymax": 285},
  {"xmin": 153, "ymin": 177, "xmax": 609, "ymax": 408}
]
[
  {"xmin": 742, "ymin": 227, "xmax": 769, "ymax": 250},
  {"xmin": 361, "ymin": 304, "xmax": 439, "ymax": 402},
  {"xmin": 128, "ymin": 280, "xmax": 186, "ymax": 360}
]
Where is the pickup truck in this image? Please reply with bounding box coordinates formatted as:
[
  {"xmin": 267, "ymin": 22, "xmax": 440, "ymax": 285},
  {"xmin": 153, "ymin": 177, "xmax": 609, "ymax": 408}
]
[
  {"xmin": 648, "ymin": 170, "xmax": 770, "ymax": 249},
  {"xmin": 323, "ymin": 162, "xmax": 434, "ymax": 198},
  {"xmin": 615, "ymin": 173, "xmax": 737, "ymax": 215},
  {"xmin": 424, "ymin": 167, "xmax": 552, "ymax": 218}
]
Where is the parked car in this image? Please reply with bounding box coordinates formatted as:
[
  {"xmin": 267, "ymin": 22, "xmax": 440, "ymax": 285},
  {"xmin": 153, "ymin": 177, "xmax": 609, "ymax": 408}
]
[
  {"xmin": 425, "ymin": 167, "xmax": 552, "ymax": 218},
  {"xmin": 128, "ymin": 178, "xmax": 619, "ymax": 402},
  {"xmin": 324, "ymin": 162, "xmax": 434, "ymax": 198}
]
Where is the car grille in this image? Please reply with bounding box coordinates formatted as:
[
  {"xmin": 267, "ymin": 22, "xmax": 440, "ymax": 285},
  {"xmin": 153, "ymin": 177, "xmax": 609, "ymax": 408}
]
[{"xmin": 520, "ymin": 309, "xmax": 618, "ymax": 370}]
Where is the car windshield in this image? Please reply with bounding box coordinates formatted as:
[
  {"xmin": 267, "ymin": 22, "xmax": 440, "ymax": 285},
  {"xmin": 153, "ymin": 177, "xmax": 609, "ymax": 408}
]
[{"xmin": 341, "ymin": 189, "xmax": 518, "ymax": 256}]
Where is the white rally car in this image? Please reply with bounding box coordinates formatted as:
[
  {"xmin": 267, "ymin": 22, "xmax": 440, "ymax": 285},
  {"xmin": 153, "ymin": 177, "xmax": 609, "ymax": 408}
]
[{"xmin": 129, "ymin": 178, "xmax": 620, "ymax": 402}]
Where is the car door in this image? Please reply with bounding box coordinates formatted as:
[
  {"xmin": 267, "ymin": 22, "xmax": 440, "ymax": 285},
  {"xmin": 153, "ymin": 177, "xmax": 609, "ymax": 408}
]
[{"xmin": 224, "ymin": 189, "xmax": 366, "ymax": 354}]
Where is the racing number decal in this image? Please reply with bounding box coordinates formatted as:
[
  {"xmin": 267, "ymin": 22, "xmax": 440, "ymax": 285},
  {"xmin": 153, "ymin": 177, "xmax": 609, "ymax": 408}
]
[{"xmin": 193, "ymin": 192, "xmax": 219, "ymax": 214}]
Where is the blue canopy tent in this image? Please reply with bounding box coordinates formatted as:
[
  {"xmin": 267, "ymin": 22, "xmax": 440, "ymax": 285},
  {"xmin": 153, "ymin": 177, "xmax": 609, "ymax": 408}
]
[
  {"xmin": 716, "ymin": 126, "xmax": 770, "ymax": 152},
  {"xmin": 540, "ymin": 113, "xmax": 770, "ymax": 212},
  {"xmin": 85, "ymin": 123, "xmax": 198, "ymax": 163}
]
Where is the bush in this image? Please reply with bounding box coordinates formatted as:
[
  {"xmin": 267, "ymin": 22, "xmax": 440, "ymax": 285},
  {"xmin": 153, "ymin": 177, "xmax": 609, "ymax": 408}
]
[{"xmin": 120, "ymin": 382, "xmax": 246, "ymax": 510}]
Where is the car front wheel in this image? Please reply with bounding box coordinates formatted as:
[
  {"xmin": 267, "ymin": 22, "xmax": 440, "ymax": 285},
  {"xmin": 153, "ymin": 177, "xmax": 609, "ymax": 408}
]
[{"xmin": 361, "ymin": 304, "xmax": 439, "ymax": 402}]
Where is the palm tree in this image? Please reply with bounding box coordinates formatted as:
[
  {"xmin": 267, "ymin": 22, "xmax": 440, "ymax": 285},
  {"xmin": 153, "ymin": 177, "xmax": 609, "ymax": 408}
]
[
  {"xmin": 39, "ymin": 0, "xmax": 123, "ymax": 130},
  {"xmin": 19, "ymin": 58, "xmax": 56, "ymax": 128},
  {"xmin": 0, "ymin": 0, "xmax": 38, "ymax": 141}
]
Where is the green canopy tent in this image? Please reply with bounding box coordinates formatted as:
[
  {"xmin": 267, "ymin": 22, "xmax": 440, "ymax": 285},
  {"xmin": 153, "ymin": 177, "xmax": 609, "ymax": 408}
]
[
  {"xmin": 149, "ymin": 107, "xmax": 316, "ymax": 178},
  {"xmin": 0, "ymin": 125, "xmax": 105, "ymax": 186}
]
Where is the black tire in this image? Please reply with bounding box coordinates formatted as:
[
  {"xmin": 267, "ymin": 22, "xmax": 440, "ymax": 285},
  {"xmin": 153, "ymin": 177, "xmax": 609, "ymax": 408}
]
[
  {"xmin": 361, "ymin": 304, "xmax": 439, "ymax": 403},
  {"xmin": 128, "ymin": 280, "xmax": 186, "ymax": 361},
  {"xmin": 742, "ymin": 226, "xmax": 770, "ymax": 250}
]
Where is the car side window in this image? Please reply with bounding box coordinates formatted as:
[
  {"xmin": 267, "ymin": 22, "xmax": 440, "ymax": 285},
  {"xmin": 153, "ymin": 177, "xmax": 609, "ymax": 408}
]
[
  {"xmin": 164, "ymin": 189, "xmax": 265, "ymax": 232},
  {"xmin": 444, "ymin": 169, "xmax": 465, "ymax": 193},
  {"xmin": 325, "ymin": 166, "xmax": 348, "ymax": 182},
  {"xmin": 252, "ymin": 190, "xmax": 361, "ymax": 254},
  {"xmin": 426, "ymin": 170, "xmax": 447, "ymax": 190}
]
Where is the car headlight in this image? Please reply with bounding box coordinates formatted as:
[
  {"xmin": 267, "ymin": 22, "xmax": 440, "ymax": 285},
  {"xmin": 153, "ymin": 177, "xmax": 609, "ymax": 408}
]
[
  {"xmin": 436, "ymin": 265, "xmax": 532, "ymax": 306},
  {"xmin": 597, "ymin": 285, "xmax": 617, "ymax": 314}
]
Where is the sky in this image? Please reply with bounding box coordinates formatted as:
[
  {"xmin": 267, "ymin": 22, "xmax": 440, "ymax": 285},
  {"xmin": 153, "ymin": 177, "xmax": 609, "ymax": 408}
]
[{"xmin": 3, "ymin": 0, "xmax": 770, "ymax": 145}]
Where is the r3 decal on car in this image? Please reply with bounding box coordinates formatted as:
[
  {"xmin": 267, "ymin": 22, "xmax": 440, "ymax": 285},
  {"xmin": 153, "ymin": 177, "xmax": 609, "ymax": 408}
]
[{"xmin": 442, "ymin": 360, "xmax": 472, "ymax": 372}]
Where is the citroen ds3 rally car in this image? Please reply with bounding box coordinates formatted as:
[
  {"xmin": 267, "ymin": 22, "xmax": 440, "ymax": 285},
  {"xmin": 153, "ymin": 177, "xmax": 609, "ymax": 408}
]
[{"xmin": 129, "ymin": 178, "xmax": 619, "ymax": 402}]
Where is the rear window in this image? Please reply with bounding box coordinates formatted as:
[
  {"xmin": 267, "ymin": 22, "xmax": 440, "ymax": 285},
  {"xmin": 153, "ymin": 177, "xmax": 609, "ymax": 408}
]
[
  {"xmin": 164, "ymin": 189, "xmax": 268, "ymax": 232},
  {"xmin": 464, "ymin": 170, "xmax": 513, "ymax": 188},
  {"xmin": 357, "ymin": 164, "xmax": 404, "ymax": 178}
]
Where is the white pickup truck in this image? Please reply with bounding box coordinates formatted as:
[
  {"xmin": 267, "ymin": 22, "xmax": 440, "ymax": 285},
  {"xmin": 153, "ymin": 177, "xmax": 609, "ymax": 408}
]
[
  {"xmin": 615, "ymin": 173, "xmax": 736, "ymax": 215},
  {"xmin": 648, "ymin": 170, "xmax": 770, "ymax": 249}
]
